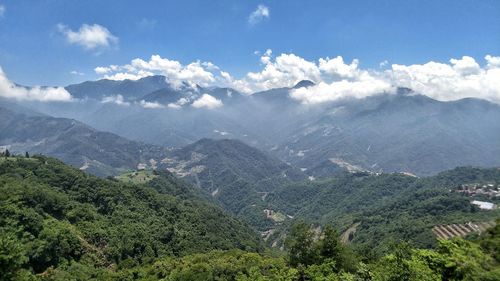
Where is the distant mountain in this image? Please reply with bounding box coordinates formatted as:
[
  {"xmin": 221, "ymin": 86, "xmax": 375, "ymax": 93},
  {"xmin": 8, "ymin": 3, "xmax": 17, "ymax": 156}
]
[
  {"xmin": 12, "ymin": 75, "xmax": 500, "ymax": 177},
  {"xmin": 159, "ymin": 138, "xmax": 307, "ymax": 230},
  {"xmin": 65, "ymin": 75, "xmax": 169, "ymax": 100},
  {"xmin": 293, "ymin": 80, "xmax": 315, "ymax": 89},
  {"xmin": 274, "ymin": 91, "xmax": 500, "ymax": 176},
  {"xmin": 0, "ymin": 106, "xmax": 169, "ymax": 176},
  {"xmin": 139, "ymin": 84, "xmax": 245, "ymax": 106}
]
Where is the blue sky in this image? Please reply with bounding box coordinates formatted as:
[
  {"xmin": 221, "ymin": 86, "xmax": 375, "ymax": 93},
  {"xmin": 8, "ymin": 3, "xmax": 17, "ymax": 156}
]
[{"xmin": 0, "ymin": 0, "xmax": 499, "ymax": 87}]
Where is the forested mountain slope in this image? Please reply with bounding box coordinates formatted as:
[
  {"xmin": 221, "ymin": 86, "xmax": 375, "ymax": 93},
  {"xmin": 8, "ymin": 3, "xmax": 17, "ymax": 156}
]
[
  {"xmin": 0, "ymin": 155, "xmax": 261, "ymax": 278},
  {"xmin": 265, "ymin": 167, "xmax": 500, "ymax": 255},
  {"xmin": 159, "ymin": 138, "xmax": 306, "ymax": 230},
  {"xmin": 0, "ymin": 106, "xmax": 170, "ymax": 176}
]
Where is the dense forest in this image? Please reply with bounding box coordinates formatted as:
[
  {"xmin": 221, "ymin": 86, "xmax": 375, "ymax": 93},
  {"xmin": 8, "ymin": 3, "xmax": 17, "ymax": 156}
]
[
  {"xmin": 1, "ymin": 155, "xmax": 499, "ymax": 280},
  {"xmin": 265, "ymin": 169, "xmax": 500, "ymax": 255},
  {"xmin": 0, "ymin": 156, "xmax": 261, "ymax": 280}
]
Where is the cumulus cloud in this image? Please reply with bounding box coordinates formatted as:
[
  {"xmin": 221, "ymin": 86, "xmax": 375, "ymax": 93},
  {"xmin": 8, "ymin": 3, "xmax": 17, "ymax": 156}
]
[
  {"xmin": 319, "ymin": 56, "xmax": 360, "ymax": 79},
  {"xmin": 290, "ymin": 77, "xmax": 391, "ymax": 105},
  {"xmin": 94, "ymin": 52, "xmax": 500, "ymax": 104},
  {"xmin": 101, "ymin": 94, "xmax": 129, "ymax": 106},
  {"xmin": 138, "ymin": 100, "xmax": 165, "ymax": 109},
  {"xmin": 0, "ymin": 5, "xmax": 5, "ymax": 17},
  {"xmin": 167, "ymin": 97, "xmax": 190, "ymax": 109},
  {"xmin": 485, "ymin": 55, "xmax": 500, "ymax": 68},
  {"xmin": 95, "ymin": 55, "xmax": 217, "ymax": 88},
  {"xmin": 192, "ymin": 94, "xmax": 223, "ymax": 109},
  {"xmin": 248, "ymin": 4, "xmax": 270, "ymax": 25},
  {"xmin": 389, "ymin": 55, "xmax": 500, "ymax": 103},
  {"xmin": 58, "ymin": 23, "xmax": 118, "ymax": 50},
  {"xmin": 0, "ymin": 67, "xmax": 72, "ymax": 102},
  {"xmin": 244, "ymin": 52, "xmax": 321, "ymax": 92}
]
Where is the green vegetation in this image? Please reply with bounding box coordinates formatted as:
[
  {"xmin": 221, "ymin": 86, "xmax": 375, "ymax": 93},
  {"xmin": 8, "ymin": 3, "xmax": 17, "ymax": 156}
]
[
  {"xmin": 266, "ymin": 169, "xmax": 500, "ymax": 255},
  {"xmin": 115, "ymin": 170, "xmax": 158, "ymax": 184},
  {"xmin": 1, "ymin": 155, "xmax": 499, "ymax": 280},
  {"xmin": 0, "ymin": 156, "xmax": 261, "ymax": 280},
  {"xmin": 159, "ymin": 138, "xmax": 306, "ymax": 231}
]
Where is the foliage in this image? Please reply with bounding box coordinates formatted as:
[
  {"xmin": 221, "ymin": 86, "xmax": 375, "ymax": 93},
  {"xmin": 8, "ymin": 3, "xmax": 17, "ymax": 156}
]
[
  {"xmin": 0, "ymin": 156, "xmax": 260, "ymax": 278},
  {"xmin": 1, "ymin": 156, "xmax": 499, "ymax": 280},
  {"xmin": 267, "ymin": 168, "xmax": 500, "ymax": 255}
]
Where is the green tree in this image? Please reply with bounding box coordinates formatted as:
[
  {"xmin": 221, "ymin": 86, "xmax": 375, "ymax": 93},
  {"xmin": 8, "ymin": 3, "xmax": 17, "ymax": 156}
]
[
  {"xmin": 0, "ymin": 231, "xmax": 28, "ymax": 280},
  {"xmin": 318, "ymin": 225, "xmax": 343, "ymax": 266},
  {"xmin": 285, "ymin": 221, "xmax": 318, "ymax": 267}
]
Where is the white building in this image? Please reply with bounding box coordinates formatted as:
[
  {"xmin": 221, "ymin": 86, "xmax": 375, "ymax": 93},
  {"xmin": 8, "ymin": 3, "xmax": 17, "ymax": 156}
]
[{"xmin": 471, "ymin": 200, "xmax": 496, "ymax": 210}]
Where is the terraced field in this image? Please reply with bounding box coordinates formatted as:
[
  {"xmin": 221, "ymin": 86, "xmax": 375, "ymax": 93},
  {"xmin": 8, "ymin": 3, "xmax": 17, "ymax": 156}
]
[
  {"xmin": 432, "ymin": 221, "xmax": 496, "ymax": 239},
  {"xmin": 115, "ymin": 170, "xmax": 158, "ymax": 184}
]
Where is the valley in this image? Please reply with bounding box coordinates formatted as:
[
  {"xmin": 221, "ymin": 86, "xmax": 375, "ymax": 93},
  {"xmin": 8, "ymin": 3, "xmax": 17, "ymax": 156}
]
[{"xmin": 2, "ymin": 2, "xmax": 500, "ymax": 278}]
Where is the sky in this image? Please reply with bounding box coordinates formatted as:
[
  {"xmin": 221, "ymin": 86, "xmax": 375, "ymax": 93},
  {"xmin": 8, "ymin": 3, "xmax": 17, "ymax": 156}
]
[{"xmin": 0, "ymin": 0, "xmax": 499, "ymax": 104}]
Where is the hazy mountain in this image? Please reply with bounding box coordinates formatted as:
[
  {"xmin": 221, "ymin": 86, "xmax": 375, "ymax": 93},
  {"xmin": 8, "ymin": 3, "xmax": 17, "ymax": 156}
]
[
  {"xmin": 140, "ymin": 83, "xmax": 245, "ymax": 106},
  {"xmin": 10, "ymin": 76, "xmax": 500, "ymax": 177},
  {"xmin": 0, "ymin": 105, "xmax": 170, "ymax": 176},
  {"xmin": 65, "ymin": 75, "xmax": 170, "ymax": 100},
  {"xmin": 274, "ymin": 91, "xmax": 500, "ymax": 176}
]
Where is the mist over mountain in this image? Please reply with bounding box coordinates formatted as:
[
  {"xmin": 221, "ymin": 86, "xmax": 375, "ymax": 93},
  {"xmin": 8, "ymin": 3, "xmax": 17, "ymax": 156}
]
[
  {"xmin": 0, "ymin": 102, "xmax": 170, "ymax": 176},
  {"xmin": 65, "ymin": 75, "xmax": 170, "ymax": 100},
  {"xmin": 13, "ymin": 76, "xmax": 500, "ymax": 177},
  {"xmin": 2, "ymin": 1, "xmax": 500, "ymax": 279}
]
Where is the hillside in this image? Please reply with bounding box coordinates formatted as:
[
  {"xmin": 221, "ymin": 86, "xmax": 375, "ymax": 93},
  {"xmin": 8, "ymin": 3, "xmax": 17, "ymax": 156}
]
[
  {"xmin": 2, "ymin": 157, "xmax": 498, "ymax": 280},
  {"xmin": 0, "ymin": 155, "xmax": 261, "ymax": 278},
  {"xmin": 265, "ymin": 167, "xmax": 500, "ymax": 255},
  {"xmin": 0, "ymin": 106, "xmax": 170, "ymax": 176},
  {"xmin": 159, "ymin": 138, "xmax": 306, "ymax": 230},
  {"xmin": 274, "ymin": 92, "xmax": 500, "ymax": 176}
]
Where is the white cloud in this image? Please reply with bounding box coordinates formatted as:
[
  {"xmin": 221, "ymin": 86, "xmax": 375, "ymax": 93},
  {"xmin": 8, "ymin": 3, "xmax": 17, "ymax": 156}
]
[
  {"xmin": 379, "ymin": 60, "xmax": 389, "ymax": 68},
  {"xmin": 167, "ymin": 103, "xmax": 181, "ymax": 109},
  {"xmin": 58, "ymin": 23, "xmax": 118, "ymax": 50},
  {"xmin": 0, "ymin": 67, "xmax": 72, "ymax": 102},
  {"xmin": 192, "ymin": 94, "xmax": 223, "ymax": 109},
  {"xmin": 248, "ymin": 4, "xmax": 270, "ymax": 25},
  {"xmin": 485, "ymin": 55, "xmax": 500, "ymax": 68},
  {"xmin": 94, "ymin": 52, "xmax": 500, "ymax": 104},
  {"xmin": 318, "ymin": 56, "xmax": 360, "ymax": 79},
  {"xmin": 101, "ymin": 94, "xmax": 129, "ymax": 106},
  {"xmin": 95, "ymin": 55, "xmax": 216, "ymax": 87},
  {"xmin": 243, "ymin": 53, "xmax": 500, "ymax": 104},
  {"xmin": 290, "ymin": 76, "xmax": 392, "ymax": 105},
  {"xmin": 94, "ymin": 66, "xmax": 112, "ymax": 74},
  {"xmin": 243, "ymin": 52, "xmax": 321, "ymax": 92},
  {"xmin": 138, "ymin": 100, "xmax": 165, "ymax": 109},
  {"xmin": 0, "ymin": 5, "xmax": 5, "ymax": 17},
  {"xmin": 389, "ymin": 55, "xmax": 500, "ymax": 103},
  {"xmin": 167, "ymin": 97, "xmax": 190, "ymax": 109},
  {"xmin": 450, "ymin": 56, "xmax": 480, "ymax": 75}
]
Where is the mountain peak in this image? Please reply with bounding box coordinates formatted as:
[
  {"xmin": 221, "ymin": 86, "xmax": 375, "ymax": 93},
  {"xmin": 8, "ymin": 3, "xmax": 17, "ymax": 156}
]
[
  {"xmin": 293, "ymin": 80, "xmax": 315, "ymax": 89},
  {"xmin": 395, "ymin": 87, "xmax": 414, "ymax": 95}
]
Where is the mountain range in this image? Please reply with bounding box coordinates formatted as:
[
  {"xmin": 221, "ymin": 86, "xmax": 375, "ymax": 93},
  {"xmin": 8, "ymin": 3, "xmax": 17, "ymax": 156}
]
[
  {"xmin": 19, "ymin": 75, "xmax": 499, "ymax": 177},
  {"xmin": 2, "ymin": 75, "xmax": 500, "ymax": 279}
]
